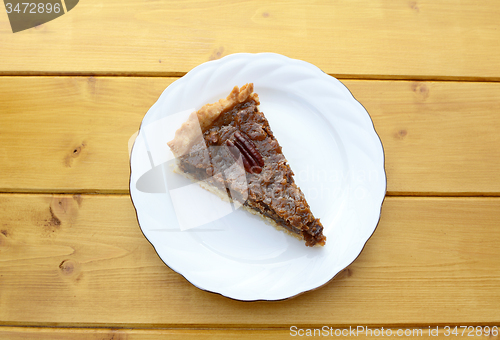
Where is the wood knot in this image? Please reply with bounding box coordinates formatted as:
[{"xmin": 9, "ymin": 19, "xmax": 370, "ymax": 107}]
[
  {"xmin": 42, "ymin": 196, "xmax": 79, "ymax": 235},
  {"xmin": 105, "ymin": 331, "xmax": 127, "ymax": 340},
  {"xmin": 409, "ymin": 1, "xmax": 419, "ymax": 12},
  {"xmin": 411, "ymin": 82, "xmax": 429, "ymax": 101},
  {"xmin": 396, "ymin": 129, "xmax": 408, "ymax": 139},
  {"xmin": 59, "ymin": 259, "xmax": 83, "ymax": 282},
  {"xmin": 45, "ymin": 206, "xmax": 62, "ymax": 228},
  {"xmin": 64, "ymin": 141, "xmax": 87, "ymax": 167},
  {"xmin": 59, "ymin": 259, "xmax": 75, "ymax": 275},
  {"xmin": 0, "ymin": 227, "xmax": 10, "ymax": 248},
  {"xmin": 336, "ymin": 267, "xmax": 353, "ymax": 280},
  {"xmin": 87, "ymin": 77, "xmax": 97, "ymax": 95},
  {"xmin": 73, "ymin": 142, "xmax": 86, "ymax": 156},
  {"xmin": 73, "ymin": 194, "xmax": 83, "ymax": 207},
  {"xmin": 209, "ymin": 46, "xmax": 225, "ymax": 61}
]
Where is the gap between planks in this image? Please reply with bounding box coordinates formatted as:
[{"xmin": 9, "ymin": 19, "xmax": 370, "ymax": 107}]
[
  {"xmin": 0, "ymin": 323, "xmax": 498, "ymax": 330},
  {"xmin": 1, "ymin": 191, "xmax": 500, "ymax": 197},
  {"xmin": 1, "ymin": 72, "xmax": 500, "ymax": 83}
]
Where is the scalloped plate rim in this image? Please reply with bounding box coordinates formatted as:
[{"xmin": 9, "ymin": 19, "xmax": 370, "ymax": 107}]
[{"xmin": 129, "ymin": 52, "xmax": 387, "ymax": 301}]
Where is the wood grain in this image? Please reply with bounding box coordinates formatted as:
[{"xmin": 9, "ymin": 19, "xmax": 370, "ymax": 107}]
[
  {"xmin": 347, "ymin": 80, "xmax": 500, "ymax": 195},
  {"xmin": 0, "ymin": 0, "xmax": 499, "ymax": 80},
  {"xmin": 0, "ymin": 194, "xmax": 499, "ymax": 327},
  {"xmin": 0, "ymin": 77, "xmax": 173, "ymax": 193},
  {"xmin": 1, "ymin": 326, "xmax": 498, "ymax": 340},
  {"xmin": 1, "ymin": 0, "xmax": 498, "ymax": 336},
  {"xmin": 1, "ymin": 77, "xmax": 500, "ymax": 195}
]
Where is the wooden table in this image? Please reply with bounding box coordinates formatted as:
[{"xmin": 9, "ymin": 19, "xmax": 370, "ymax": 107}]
[{"xmin": 1, "ymin": 1, "xmax": 499, "ymax": 339}]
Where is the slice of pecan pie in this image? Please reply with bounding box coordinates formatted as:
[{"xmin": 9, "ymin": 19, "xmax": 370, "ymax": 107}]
[{"xmin": 167, "ymin": 83, "xmax": 326, "ymax": 246}]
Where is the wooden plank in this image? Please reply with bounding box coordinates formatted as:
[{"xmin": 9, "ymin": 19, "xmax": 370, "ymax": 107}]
[
  {"xmin": 0, "ymin": 76, "xmax": 173, "ymax": 193},
  {"xmin": 347, "ymin": 80, "xmax": 500, "ymax": 195},
  {"xmin": 0, "ymin": 194, "xmax": 499, "ymax": 327},
  {"xmin": 1, "ymin": 77, "xmax": 500, "ymax": 194},
  {"xmin": 1, "ymin": 326, "xmax": 498, "ymax": 340},
  {"xmin": 0, "ymin": 0, "xmax": 499, "ymax": 80}
]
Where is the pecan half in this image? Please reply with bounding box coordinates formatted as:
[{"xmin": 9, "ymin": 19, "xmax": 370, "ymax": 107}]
[
  {"xmin": 226, "ymin": 132, "xmax": 264, "ymax": 174},
  {"xmin": 226, "ymin": 139, "xmax": 252, "ymax": 173},
  {"xmin": 234, "ymin": 131, "xmax": 264, "ymax": 167}
]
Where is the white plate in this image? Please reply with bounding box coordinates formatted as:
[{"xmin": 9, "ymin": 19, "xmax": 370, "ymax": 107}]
[{"xmin": 129, "ymin": 53, "xmax": 386, "ymax": 301}]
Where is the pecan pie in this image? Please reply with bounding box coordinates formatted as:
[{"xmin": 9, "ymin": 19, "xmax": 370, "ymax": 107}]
[{"xmin": 167, "ymin": 83, "xmax": 326, "ymax": 246}]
